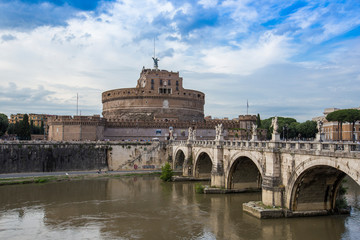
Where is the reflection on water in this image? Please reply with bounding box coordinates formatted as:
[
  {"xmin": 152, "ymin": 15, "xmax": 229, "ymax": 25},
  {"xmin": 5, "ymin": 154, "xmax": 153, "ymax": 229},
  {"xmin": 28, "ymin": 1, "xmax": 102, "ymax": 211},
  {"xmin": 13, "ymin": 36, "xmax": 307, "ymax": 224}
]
[{"xmin": 0, "ymin": 176, "xmax": 359, "ymax": 240}]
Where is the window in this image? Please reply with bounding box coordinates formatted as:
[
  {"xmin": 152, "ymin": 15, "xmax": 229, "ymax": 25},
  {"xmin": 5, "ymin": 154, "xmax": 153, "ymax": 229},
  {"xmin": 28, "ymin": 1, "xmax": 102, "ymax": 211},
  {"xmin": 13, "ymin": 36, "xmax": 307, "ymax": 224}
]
[
  {"xmin": 176, "ymin": 81, "xmax": 179, "ymax": 86},
  {"xmin": 168, "ymin": 80, "xmax": 171, "ymax": 85},
  {"xmin": 160, "ymin": 79, "xmax": 163, "ymax": 86},
  {"xmin": 151, "ymin": 79, "xmax": 154, "ymax": 84},
  {"xmin": 151, "ymin": 84, "xmax": 154, "ymax": 90},
  {"xmin": 176, "ymin": 86, "xmax": 179, "ymax": 91},
  {"xmin": 159, "ymin": 88, "xmax": 171, "ymax": 94}
]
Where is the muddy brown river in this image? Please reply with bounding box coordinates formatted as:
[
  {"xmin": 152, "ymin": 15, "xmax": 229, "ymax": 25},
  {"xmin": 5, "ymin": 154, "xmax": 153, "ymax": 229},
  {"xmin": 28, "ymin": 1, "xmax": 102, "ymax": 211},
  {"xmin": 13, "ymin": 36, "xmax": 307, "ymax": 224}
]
[{"xmin": 0, "ymin": 176, "xmax": 359, "ymax": 239}]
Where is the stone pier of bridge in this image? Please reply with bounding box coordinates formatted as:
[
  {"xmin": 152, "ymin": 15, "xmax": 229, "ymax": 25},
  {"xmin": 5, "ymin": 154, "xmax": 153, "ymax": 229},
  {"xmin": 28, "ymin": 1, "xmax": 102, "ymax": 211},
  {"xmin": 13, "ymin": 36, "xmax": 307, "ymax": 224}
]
[{"xmin": 171, "ymin": 138, "xmax": 360, "ymax": 215}]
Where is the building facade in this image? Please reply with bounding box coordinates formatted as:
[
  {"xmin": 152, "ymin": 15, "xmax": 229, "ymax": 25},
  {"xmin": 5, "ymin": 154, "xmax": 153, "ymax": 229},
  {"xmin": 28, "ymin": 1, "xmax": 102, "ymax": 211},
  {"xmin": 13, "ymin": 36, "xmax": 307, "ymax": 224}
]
[
  {"xmin": 9, "ymin": 113, "xmax": 53, "ymax": 127},
  {"xmin": 313, "ymin": 107, "xmax": 360, "ymax": 141}
]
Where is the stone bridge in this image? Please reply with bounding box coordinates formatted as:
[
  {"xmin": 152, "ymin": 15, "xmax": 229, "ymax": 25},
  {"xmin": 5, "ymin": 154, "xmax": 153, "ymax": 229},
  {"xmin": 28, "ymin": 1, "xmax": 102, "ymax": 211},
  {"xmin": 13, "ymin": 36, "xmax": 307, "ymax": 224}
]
[{"xmin": 171, "ymin": 139, "xmax": 360, "ymax": 212}]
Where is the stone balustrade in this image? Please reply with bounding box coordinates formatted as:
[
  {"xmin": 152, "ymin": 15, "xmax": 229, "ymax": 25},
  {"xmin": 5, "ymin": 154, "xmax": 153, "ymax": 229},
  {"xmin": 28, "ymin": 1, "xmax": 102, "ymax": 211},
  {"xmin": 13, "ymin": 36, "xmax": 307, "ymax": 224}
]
[{"xmin": 172, "ymin": 139, "xmax": 360, "ymax": 155}]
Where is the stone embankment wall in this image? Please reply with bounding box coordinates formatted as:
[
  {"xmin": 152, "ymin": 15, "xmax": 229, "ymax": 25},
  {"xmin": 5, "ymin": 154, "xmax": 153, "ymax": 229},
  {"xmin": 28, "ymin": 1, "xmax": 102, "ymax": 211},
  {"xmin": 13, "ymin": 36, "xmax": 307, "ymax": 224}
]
[
  {"xmin": 0, "ymin": 142, "xmax": 169, "ymax": 174},
  {"xmin": 108, "ymin": 142, "xmax": 168, "ymax": 171}
]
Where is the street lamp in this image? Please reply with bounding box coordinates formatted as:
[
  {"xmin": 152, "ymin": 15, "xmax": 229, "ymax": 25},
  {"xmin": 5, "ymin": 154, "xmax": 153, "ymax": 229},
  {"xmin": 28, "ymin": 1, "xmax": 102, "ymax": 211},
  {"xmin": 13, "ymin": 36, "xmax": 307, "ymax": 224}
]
[{"xmin": 282, "ymin": 126, "xmax": 285, "ymax": 141}]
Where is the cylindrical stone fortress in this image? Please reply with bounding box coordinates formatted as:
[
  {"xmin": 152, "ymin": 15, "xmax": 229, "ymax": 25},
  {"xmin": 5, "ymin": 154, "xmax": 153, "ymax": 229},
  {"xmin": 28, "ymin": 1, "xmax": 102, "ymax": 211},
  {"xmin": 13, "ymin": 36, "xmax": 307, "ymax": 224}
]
[{"xmin": 102, "ymin": 68, "xmax": 205, "ymax": 122}]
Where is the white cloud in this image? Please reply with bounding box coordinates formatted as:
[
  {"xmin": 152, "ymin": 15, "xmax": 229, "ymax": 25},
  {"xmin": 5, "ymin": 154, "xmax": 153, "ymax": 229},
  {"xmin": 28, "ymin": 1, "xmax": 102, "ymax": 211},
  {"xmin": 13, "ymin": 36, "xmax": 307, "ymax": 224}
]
[
  {"xmin": 0, "ymin": 0, "xmax": 360, "ymax": 121},
  {"xmin": 200, "ymin": 31, "xmax": 293, "ymax": 74},
  {"xmin": 199, "ymin": 0, "xmax": 218, "ymax": 8}
]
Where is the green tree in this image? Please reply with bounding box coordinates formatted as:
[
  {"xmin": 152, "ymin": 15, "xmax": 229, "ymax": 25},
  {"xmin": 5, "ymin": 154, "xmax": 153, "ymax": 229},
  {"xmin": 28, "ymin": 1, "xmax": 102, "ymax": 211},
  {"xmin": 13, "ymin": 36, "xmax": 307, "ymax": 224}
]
[
  {"xmin": 344, "ymin": 109, "xmax": 360, "ymax": 142},
  {"xmin": 40, "ymin": 120, "xmax": 44, "ymax": 134},
  {"xmin": 261, "ymin": 117, "xmax": 298, "ymax": 140},
  {"xmin": 7, "ymin": 123, "xmax": 16, "ymax": 135},
  {"xmin": 160, "ymin": 163, "xmax": 173, "ymax": 182},
  {"xmin": 256, "ymin": 113, "xmax": 261, "ymax": 128},
  {"xmin": 287, "ymin": 121, "xmax": 300, "ymax": 139},
  {"xmin": 326, "ymin": 109, "xmax": 350, "ymax": 141},
  {"xmin": 18, "ymin": 114, "xmax": 31, "ymax": 140},
  {"xmin": 0, "ymin": 113, "xmax": 9, "ymax": 137},
  {"xmin": 296, "ymin": 120, "xmax": 317, "ymax": 139}
]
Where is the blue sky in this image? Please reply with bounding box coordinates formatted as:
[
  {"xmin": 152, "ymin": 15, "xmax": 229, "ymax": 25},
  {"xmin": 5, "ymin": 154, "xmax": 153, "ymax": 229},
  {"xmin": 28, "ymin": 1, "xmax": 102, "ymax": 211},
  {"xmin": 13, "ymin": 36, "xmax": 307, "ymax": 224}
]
[{"xmin": 0, "ymin": 0, "xmax": 360, "ymax": 121}]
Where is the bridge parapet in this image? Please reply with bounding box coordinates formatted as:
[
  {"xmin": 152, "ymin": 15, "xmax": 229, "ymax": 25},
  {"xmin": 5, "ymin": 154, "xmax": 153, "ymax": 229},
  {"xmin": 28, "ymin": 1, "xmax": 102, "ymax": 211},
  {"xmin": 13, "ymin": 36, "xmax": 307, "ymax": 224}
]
[{"xmin": 172, "ymin": 140, "xmax": 360, "ymax": 157}]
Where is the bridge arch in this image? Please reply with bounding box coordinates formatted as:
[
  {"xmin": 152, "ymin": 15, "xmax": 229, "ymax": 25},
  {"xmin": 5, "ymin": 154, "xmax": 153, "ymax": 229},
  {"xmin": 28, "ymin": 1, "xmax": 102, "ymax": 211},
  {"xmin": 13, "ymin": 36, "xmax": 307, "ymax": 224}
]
[
  {"xmin": 287, "ymin": 158, "xmax": 360, "ymax": 211},
  {"xmin": 173, "ymin": 149, "xmax": 185, "ymax": 171},
  {"xmin": 225, "ymin": 153, "xmax": 263, "ymax": 190},
  {"xmin": 194, "ymin": 151, "xmax": 213, "ymax": 178}
]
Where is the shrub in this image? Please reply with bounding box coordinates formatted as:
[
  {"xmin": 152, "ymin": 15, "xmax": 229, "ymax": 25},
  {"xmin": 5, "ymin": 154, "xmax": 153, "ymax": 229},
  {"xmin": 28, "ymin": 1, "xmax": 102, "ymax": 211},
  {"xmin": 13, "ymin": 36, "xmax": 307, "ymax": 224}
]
[
  {"xmin": 160, "ymin": 163, "xmax": 173, "ymax": 182},
  {"xmin": 195, "ymin": 183, "xmax": 204, "ymax": 194},
  {"xmin": 335, "ymin": 182, "xmax": 348, "ymax": 210}
]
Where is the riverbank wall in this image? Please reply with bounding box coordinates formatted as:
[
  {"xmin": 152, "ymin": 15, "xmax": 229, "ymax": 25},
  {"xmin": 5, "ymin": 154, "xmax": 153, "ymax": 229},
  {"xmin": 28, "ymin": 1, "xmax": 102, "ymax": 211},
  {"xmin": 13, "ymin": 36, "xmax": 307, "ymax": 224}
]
[{"xmin": 0, "ymin": 141, "xmax": 169, "ymax": 173}]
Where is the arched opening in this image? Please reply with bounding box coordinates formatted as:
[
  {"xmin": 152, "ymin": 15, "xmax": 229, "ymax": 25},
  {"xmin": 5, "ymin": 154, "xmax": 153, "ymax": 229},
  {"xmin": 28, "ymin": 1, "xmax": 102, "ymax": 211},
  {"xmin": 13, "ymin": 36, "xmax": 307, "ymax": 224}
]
[
  {"xmin": 195, "ymin": 152, "xmax": 212, "ymax": 178},
  {"xmin": 174, "ymin": 150, "xmax": 185, "ymax": 171},
  {"xmin": 228, "ymin": 157, "xmax": 262, "ymax": 190},
  {"xmin": 290, "ymin": 166, "xmax": 347, "ymax": 211}
]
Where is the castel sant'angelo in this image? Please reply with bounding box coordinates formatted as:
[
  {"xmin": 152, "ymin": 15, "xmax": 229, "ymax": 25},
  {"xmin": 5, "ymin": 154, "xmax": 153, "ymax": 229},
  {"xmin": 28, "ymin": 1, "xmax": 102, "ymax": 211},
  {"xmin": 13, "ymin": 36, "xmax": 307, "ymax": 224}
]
[
  {"xmin": 48, "ymin": 58, "xmax": 260, "ymax": 141},
  {"xmin": 102, "ymin": 66, "xmax": 205, "ymax": 122}
]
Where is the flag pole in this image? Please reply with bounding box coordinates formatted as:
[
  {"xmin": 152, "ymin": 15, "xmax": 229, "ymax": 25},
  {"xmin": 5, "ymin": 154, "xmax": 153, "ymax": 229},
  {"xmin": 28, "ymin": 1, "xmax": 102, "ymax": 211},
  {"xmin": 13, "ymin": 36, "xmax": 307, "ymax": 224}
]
[{"xmin": 247, "ymin": 99, "xmax": 249, "ymax": 115}]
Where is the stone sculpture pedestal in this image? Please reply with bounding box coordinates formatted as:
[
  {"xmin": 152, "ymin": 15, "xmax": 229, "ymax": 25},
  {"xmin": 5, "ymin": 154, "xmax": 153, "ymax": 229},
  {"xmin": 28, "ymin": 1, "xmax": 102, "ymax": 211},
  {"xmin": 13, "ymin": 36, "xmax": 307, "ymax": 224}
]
[
  {"xmin": 316, "ymin": 133, "xmax": 325, "ymax": 142},
  {"xmin": 272, "ymin": 133, "xmax": 280, "ymax": 141}
]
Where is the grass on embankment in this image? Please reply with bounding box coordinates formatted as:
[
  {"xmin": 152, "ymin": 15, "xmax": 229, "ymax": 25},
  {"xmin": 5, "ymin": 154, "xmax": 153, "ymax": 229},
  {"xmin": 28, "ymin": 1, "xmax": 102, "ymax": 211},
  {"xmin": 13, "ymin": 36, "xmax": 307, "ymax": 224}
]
[{"xmin": 0, "ymin": 172, "xmax": 161, "ymax": 186}]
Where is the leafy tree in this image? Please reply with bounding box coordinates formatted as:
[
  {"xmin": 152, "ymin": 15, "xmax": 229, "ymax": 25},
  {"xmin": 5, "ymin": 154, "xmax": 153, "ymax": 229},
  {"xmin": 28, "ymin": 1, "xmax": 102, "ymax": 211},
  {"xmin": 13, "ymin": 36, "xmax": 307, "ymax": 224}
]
[
  {"xmin": 30, "ymin": 120, "xmax": 41, "ymax": 134},
  {"xmin": 40, "ymin": 120, "xmax": 44, "ymax": 134},
  {"xmin": 344, "ymin": 109, "xmax": 360, "ymax": 142},
  {"xmin": 256, "ymin": 113, "xmax": 261, "ymax": 128},
  {"xmin": 287, "ymin": 121, "xmax": 300, "ymax": 139},
  {"xmin": 261, "ymin": 117, "xmax": 298, "ymax": 140},
  {"xmin": 7, "ymin": 123, "xmax": 16, "ymax": 135},
  {"xmin": 0, "ymin": 113, "xmax": 9, "ymax": 137},
  {"xmin": 326, "ymin": 109, "xmax": 354, "ymax": 141},
  {"xmin": 18, "ymin": 114, "xmax": 31, "ymax": 140},
  {"xmin": 296, "ymin": 120, "xmax": 317, "ymax": 139},
  {"xmin": 160, "ymin": 163, "xmax": 173, "ymax": 182}
]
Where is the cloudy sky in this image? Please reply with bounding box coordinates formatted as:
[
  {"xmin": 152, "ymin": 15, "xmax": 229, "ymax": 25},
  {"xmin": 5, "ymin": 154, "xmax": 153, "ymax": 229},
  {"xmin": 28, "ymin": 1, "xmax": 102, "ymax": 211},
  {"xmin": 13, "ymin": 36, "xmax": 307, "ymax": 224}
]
[{"xmin": 0, "ymin": 0, "xmax": 359, "ymax": 122}]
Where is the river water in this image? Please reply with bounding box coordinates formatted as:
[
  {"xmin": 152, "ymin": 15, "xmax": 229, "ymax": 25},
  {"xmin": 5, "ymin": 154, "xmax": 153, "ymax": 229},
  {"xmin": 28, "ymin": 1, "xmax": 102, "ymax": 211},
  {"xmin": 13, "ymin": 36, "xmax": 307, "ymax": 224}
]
[{"xmin": 0, "ymin": 176, "xmax": 359, "ymax": 240}]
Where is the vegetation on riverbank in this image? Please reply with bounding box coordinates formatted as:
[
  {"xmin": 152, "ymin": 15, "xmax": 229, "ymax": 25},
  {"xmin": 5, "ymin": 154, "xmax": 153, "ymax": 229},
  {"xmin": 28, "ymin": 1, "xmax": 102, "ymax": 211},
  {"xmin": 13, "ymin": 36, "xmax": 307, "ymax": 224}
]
[
  {"xmin": 160, "ymin": 163, "xmax": 173, "ymax": 182},
  {"xmin": 195, "ymin": 183, "xmax": 205, "ymax": 193},
  {"xmin": 0, "ymin": 171, "xmax": 161, "ymax": 186}
]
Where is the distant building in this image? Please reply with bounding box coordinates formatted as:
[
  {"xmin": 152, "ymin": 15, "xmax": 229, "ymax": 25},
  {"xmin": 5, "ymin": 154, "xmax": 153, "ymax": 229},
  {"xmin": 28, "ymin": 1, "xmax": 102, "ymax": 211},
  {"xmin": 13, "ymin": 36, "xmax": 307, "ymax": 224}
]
[
  {"xmin": 9, "ymin": 113, "xmax": 53, "ymax": 127},
  {"xmin": 47, "ymin": 64, "xmax": 259, "ymax": 141},
  {"xmin": 102, "ymin": 67, "xmax": 205, "ymax": 122},
  {"xmin": 313, "ymin": 107, "xmax": 360, "ymax": 141},
  {"xmin": 47, "ymin": 115, "xmax": 105, "ymax": 141}
]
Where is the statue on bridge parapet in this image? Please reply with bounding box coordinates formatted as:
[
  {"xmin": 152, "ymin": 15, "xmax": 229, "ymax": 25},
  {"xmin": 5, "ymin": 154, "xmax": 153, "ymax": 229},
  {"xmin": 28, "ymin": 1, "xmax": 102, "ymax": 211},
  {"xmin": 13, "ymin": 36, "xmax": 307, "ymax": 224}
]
[
  {"xmin": 316, "ymin": 120, "xmax": 324, "ymax": 142},
  {"xmin": 317, "ymin": 120, "xmax": 323, "ymax": 134},
  {"xmin": 251, "ymin": 123, "xmax": 258, "ymax": 141},
  {"xmin": 187, "ymin": 127, "xmax": 196, "ymax": 141},
  {"xmin": 215, "ymin": 123, "xmax": 224, "ymax": 141},
  {"xmin": 169, "ymin": 128, "xmax": 175, "ymax": 141},
  {"xmin": 271, "ymin": 117, "xmax": 278, "ymax": 134},
  {"xmin": 271, "ymin": 117, "xmax": 280, "ymax": 141}
]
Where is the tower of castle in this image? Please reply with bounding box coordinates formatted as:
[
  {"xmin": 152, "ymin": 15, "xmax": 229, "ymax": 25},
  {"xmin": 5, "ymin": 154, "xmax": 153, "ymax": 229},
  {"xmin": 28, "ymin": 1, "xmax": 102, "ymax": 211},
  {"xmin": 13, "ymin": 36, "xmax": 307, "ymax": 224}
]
[{"xmin": 102, "ymin": 65, "xmax": 205, "ymax": 122}]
